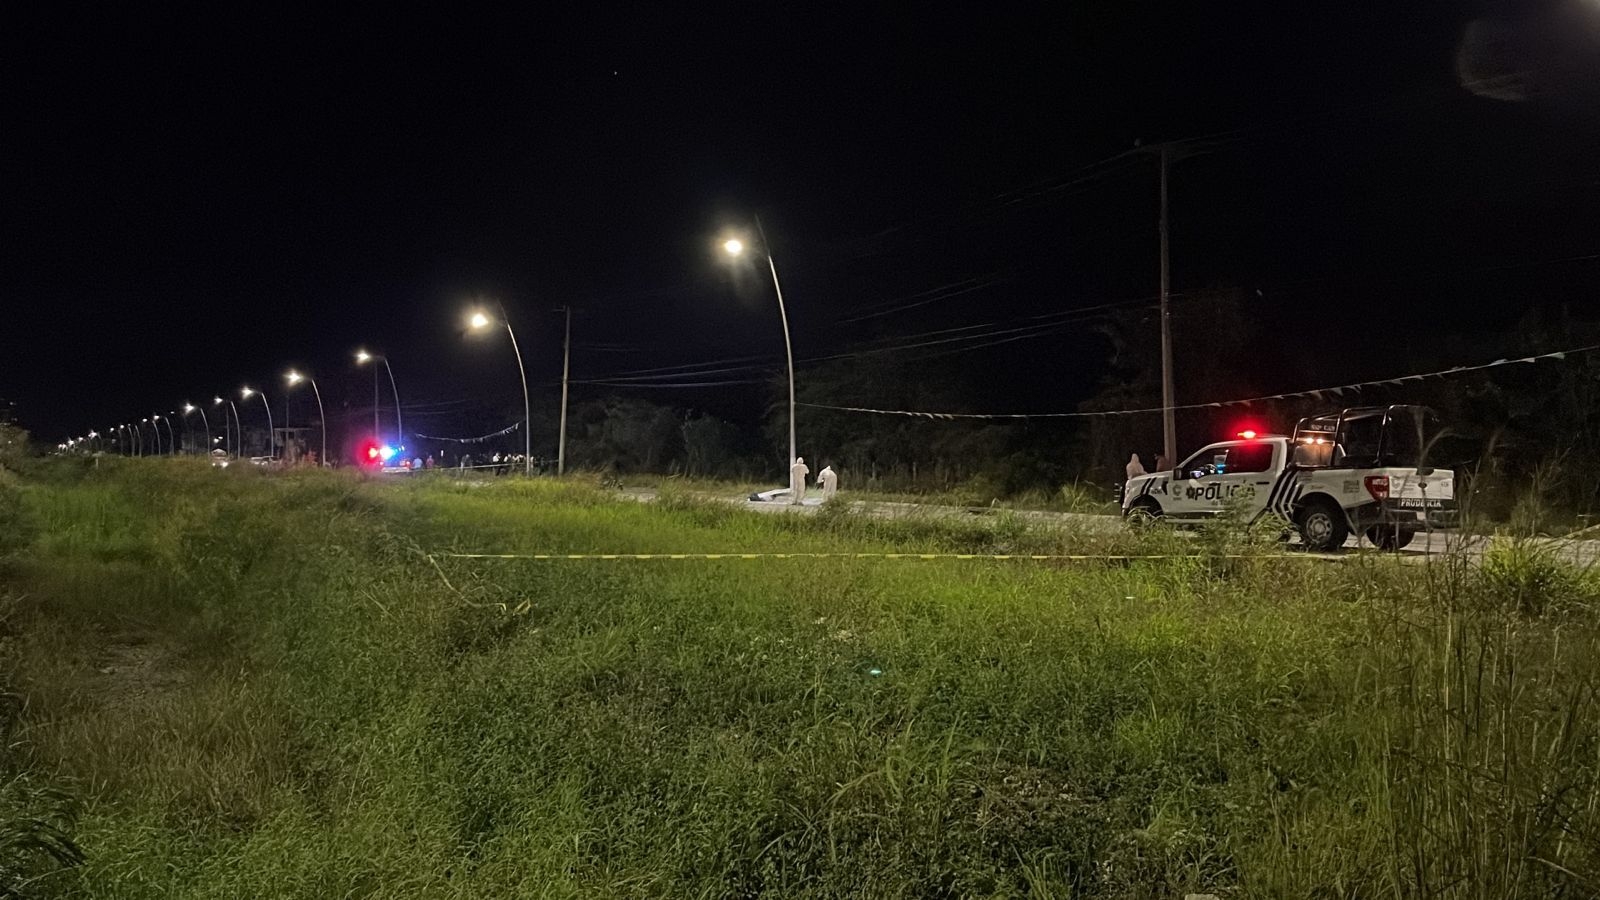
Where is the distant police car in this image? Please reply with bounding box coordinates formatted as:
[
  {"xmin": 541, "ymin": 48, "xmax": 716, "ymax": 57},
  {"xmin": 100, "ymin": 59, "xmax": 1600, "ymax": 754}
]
[{"xmin": 1121, "ymin": 405, "xmax": 1457, "ymax": 551}]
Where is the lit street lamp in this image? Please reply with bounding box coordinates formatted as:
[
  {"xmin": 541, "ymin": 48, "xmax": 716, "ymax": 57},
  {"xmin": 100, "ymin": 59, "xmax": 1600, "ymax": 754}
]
[
  {"xmin": 214, "ymin": 397, "xmax": 240, "ymax": 458},
  {"xmin": 285, "ymin": 370, "xmax": 326, "ymax": 466},
  {"xmin": 153, "ymin": 414, "xmax": 175, "ymax": 455},
  {"xmin": 722, "ymin": 217, "xmax": 798, "ymax": 470},
  {"xmin": 468, "ymin": 306, "xmax": 532, "ymax": 476},
  {"xmin": 355, "ymin": 349, "xmax": 404, "ymax": 454},
  {"xmin": 183, "ymin": 403, "xmax": 211, "ymax": 456},
  {"xmin": 242, "ymin": 387, "xmax": 275, "ymax": 459},
  {"xmin": 141, "ymin": 418, "xmax": 160, "ymax": 455}
]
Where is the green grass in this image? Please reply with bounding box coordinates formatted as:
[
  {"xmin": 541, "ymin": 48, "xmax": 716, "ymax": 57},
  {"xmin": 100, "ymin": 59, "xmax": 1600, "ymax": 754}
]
[{"xmin": 0, "ymin": 458, "xmax": 1597, "ymax": 897}]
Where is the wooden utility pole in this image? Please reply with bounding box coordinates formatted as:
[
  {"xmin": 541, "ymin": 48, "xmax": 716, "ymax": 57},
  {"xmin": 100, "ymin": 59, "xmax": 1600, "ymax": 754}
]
[
  {"xmin": 557, "ymin": 305, "xmax": 571, "ymax": 476},
  {"xmin": 1159, "ymin": 144, "xmax": 1176, "ymax": 466}
]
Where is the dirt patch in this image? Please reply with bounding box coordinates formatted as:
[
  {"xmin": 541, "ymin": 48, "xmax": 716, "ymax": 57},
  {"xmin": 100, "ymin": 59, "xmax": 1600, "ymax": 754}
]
[{"xmin": 92, "ymin": 636, "xmax": 190, "ymax": 709}]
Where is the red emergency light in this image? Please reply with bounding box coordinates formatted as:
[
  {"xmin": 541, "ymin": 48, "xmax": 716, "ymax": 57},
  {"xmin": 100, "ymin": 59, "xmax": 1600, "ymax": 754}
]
[{"xmin": 1237, "ymin": 429, "xmax": 1259, "ymax": 440}]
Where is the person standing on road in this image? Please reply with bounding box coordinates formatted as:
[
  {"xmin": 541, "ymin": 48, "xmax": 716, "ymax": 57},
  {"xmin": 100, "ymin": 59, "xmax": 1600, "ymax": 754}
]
[
  {"xmin": 818, "ymin": 464, "xmax": 838, "ymax": 501},
  {"xmin": 1125, "ymin": 453, "xmax": 1147, "ymax": 479},
  {"xmin": 789, "ymin": 456, "xmax": 810, "ymax": 505}
]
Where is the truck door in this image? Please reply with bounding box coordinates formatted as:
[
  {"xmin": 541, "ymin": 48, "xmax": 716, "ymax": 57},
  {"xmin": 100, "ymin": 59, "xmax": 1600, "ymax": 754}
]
[
  {"xmin": 1169, "ymin": 445, "xmax": 1232, "ymax": 520},
  {"xmin": 1210, "ymin": 441, "xmax": 1277, "ymax": 517}
]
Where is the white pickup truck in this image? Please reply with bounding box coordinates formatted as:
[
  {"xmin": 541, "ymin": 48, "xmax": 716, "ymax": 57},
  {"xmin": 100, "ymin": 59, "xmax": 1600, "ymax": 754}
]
[{"xmin": 1121, "ymin": 405, "xmax": 1458, "ymax": 551}]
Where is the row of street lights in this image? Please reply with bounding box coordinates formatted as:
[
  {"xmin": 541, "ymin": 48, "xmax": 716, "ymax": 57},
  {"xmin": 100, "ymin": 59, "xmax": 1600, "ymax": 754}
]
[
  {"xmin": 63, "ymin": 221, "xmax": 796, "ymax": 474},
  {"xmin": 69, "ymin": 355, "xmax": 397, "ymax": 465}
]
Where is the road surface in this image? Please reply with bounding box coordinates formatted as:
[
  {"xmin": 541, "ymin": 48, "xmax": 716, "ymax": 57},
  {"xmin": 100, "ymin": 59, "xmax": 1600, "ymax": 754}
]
[{"xmin": 619, "ymin": 487, "xmax": 1599, "ymax": 565}]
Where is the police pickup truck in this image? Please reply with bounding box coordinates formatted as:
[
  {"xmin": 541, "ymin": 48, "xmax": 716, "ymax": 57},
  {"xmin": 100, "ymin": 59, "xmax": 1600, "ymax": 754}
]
[{"xmin": 1121, "ymin": 405, "xmax": 1457, "ymax": 551}]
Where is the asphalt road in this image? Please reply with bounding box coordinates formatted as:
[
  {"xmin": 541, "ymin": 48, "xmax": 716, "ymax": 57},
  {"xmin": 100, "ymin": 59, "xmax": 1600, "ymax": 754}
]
[{"xmin": 620, "ymin": 488, "xmax": 1599, "ymax": 565}]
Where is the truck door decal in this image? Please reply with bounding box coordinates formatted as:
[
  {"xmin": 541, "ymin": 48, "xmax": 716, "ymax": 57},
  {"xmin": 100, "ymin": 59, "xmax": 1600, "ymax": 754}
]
[
  {"xmin": 1253, "ymin": 468, "xmax": 1301, "ymax": 523},
  {"xmin": 1182, "ymin": 482, "xmax": 1256, "ymax": 502}
]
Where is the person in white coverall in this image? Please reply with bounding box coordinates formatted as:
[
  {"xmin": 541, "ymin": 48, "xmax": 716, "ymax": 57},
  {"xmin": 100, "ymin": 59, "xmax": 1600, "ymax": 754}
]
[
  {"xmin": 1125, "ymin": 453, "xmax": 1147, "ymax": 479},
  {"xmin": 789, "ymin": 457, "xmax": 810, "ymax": 505},
  {"xmin": 818, "ymin": 465, "xmax": 838, "ymax": 501}
]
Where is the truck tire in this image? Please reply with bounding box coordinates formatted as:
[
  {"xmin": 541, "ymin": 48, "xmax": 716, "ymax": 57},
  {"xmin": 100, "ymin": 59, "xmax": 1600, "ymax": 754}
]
[
  {"xmin": 1125, "ymin": 498, "xmax": 1164, "ymax": 529},
  {"xmin": 1295, "ymin": 499, "xmax": 1349, "ymax": 552},
  {"xmin": 1365, "ymin": 525, "xmax": 1416, "ymax": 551}
]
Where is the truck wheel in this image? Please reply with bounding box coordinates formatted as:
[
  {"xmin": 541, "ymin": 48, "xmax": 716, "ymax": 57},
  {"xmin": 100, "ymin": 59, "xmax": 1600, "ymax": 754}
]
[
  {"xmin": 1295, "ymin": 499, "xmax": 1350, "ymax": 552},
  {"xmin": 1125, "ymin": 499, "xmax": 1164, "ymax": 530},
  {"xmin": 1365, "ymin": 525, "xmax": 1416, "ymax": 551}
]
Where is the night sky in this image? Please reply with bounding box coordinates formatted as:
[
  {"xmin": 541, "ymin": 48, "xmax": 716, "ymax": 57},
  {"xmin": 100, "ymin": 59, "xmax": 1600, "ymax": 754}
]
[{"xmin": 5, "ymin": 3, "xmax": 1599, "ymax": 448}]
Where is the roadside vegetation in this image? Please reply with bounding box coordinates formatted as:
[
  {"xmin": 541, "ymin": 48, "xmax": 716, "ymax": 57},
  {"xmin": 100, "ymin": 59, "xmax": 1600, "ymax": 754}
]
[{"xmin": 0, "ymin": 458, "xmax": 1596, "ymax": 897}]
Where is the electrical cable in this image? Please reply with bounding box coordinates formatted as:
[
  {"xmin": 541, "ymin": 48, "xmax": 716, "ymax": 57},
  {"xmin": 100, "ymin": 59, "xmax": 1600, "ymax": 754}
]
[{"xmin": 800, "ymin": 344, "xmax": 1600, "ymax": 420}]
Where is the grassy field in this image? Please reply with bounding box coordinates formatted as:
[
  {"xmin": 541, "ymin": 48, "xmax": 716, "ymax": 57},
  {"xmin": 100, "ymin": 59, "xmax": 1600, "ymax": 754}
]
[{"xmin": 1, "ymin": 460, "xmax": 1597, "ymax": 898}]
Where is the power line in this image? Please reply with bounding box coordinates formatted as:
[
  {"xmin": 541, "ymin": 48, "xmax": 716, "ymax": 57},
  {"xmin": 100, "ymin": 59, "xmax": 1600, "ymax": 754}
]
[
  {"xmin": 839, "ymin": 274, "xmax": 1012, "ymax": 324},
  {"xmin": 576, "ymin": 378, "xmax": 770, "ymax": 390},
  {"xmin": 799, "ymin": 343, "xmax": 1600, "ymax": 420}
]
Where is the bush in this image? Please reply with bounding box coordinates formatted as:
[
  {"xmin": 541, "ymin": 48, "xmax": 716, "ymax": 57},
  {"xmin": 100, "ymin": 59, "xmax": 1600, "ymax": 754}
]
[
  {"xmin": 0, "ymin": 425, "xmax": 28, "ymax": 471},
  {"xmin": 0, "ymin": 478, "xmax": 34, "ymax": 558},
  {"xmin": 1475, "ymin": 537, "xmax": 1595, "ymax": 616}
]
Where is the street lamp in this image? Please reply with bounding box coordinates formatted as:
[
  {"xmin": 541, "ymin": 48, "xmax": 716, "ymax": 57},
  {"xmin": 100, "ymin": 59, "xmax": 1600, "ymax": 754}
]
[
  {"xmin": 355, "ymin": 349, "xmax": 404, "ymax": 454},
  {"xmin": 467, "ymin": 305, "xmax": 532, "ymax": 476},
  {"xmin": 722, "ymin": 217, "xmax": 798, "ymax": 470},
  {"xmin": 183, "ymin": 403, "xmax": 211, "ymax": 457},
  {"xmin": 153, "ymin": 414, "xmax": 175, "ymax": 455},
  {"xmin": 214, "ymin": 396, "xmax": 240, "ymax": 458},
  {"xmin": 242, "ymin": 387, "xmax": 275, "ymax": 459},
  {"xmin": 285, "ymin": 370, "xmax": 326, "ymax": 466},
  {"xmin": 141, "ymin": 418, "xmax": 160, "ymax": 455}
]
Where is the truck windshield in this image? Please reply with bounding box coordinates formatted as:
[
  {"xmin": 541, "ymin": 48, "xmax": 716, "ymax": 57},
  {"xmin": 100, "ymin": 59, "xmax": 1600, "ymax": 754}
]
[{"xmin": 1227, "ymin": 442, "xmax": 1274, "ymax": 473}]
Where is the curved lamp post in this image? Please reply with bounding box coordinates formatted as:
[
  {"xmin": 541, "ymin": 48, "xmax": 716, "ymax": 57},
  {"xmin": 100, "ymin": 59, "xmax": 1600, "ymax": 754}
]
[
  {"xmin": 722, "ymin": 217, "xmax": 797, "ymax": 469},
  {"xmin": 285, "ymin": 370, "xmax": 326, "ymax": 466},
  {"xmin": 356, "ymin": 349, "xmax": 404, "ymax": 453},
  {"xmin": 214, "ymin": 397, "xmax": 240, "ymax": 458},
  {"xmin": 468, "ymin": 306, "xmax": 532, "ymax": 476},
  {"xmin": 242, "ymin": 387, "xmax": 275, "ymax": 459},
  {"xmin": 183, "ymin": 403, "xmax": 210, "ymax": 456},
  {"xmin": 157, "ymin": 414, "xmax": 176, "ymax": 455}
]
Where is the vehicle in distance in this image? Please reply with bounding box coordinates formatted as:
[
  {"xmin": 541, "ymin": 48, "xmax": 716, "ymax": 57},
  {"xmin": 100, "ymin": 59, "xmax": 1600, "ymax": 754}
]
[{"xmin": 1121, "ymin": 405, "xmax": 1457, "ymax": 551}]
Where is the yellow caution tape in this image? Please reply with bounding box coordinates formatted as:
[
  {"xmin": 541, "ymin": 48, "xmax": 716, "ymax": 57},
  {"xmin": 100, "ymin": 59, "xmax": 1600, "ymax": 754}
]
[{"xmin": 436, "ymin": 551, "xmax": 1320, "ymax": 561}]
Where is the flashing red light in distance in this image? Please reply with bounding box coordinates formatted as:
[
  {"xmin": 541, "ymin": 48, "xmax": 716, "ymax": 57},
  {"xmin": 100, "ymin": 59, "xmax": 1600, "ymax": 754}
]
[
  {"xmin": 1237, "ymin": 429, "xmax": 1259, "ymax": 440},
  {"xmin": 359, "ymin": 440, "xmax": 382, "ymax": 467}
]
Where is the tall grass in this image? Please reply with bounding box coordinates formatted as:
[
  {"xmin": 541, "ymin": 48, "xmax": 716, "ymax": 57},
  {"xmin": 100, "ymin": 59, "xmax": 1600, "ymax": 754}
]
[{"xmin": 0, "ymin": 464, "xmax": 1594, "ymax": 897}]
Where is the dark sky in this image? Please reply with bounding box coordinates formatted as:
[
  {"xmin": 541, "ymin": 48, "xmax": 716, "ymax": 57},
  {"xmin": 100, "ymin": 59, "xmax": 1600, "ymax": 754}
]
[{"xmin": 5, "ymin": 2, "xmax": 1599, "ymax": 447}]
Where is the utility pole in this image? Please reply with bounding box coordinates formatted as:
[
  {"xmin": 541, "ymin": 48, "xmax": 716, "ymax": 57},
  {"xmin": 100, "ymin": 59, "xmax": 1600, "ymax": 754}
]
[
  {"xmin": 557, "ymin": 305, "xmax": 571, "ymax": 476},
  {"xmin": 1158, "ymin": 143, "xmax": 1176, "ymax": 466}
]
